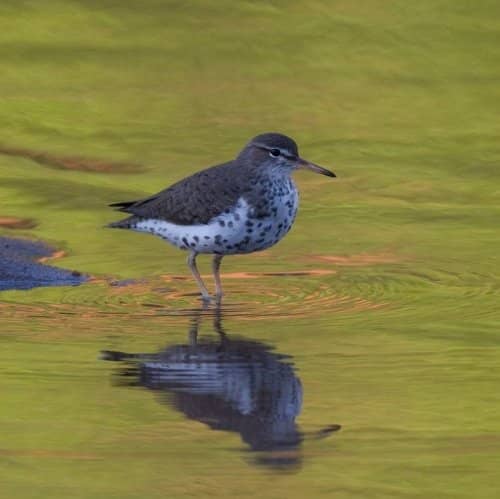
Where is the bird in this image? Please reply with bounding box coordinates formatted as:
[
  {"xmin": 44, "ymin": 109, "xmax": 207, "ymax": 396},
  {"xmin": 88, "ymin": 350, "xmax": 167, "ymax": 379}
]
[{"xmin": 108, "ymin": 132, "xmax": 335, "ymax": 301}]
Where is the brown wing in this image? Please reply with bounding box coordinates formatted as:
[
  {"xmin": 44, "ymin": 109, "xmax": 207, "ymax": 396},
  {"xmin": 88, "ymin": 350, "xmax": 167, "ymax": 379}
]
[{"xmin": 109, "ymin": 161, "xmax": 246, "ymax": 225}]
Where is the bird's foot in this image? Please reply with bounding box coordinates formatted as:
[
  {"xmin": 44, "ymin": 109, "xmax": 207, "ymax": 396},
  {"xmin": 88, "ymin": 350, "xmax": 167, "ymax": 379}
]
[
  {"xmin": 200, "ymin": 293, "xmax": 212, "ymax": 303},
  {"xmin": 215, "ymin": 292, "xmax": 224, "ymax": 306},
  {"xmin": 198, "ymin": 292, "xmax": 223, "ymax": 305}
]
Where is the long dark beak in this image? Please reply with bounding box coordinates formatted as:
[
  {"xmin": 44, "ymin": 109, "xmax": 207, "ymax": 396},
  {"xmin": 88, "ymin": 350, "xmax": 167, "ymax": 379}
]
[{"xmin": 297, "ymin": 157, "xmax": 336, "ymax": 177}]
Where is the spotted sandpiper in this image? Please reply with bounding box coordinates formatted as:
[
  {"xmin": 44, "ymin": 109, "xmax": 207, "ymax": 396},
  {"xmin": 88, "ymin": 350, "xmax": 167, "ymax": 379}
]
[{"xmin": 108, "ymin": 133, "xmax": 335, "ymax": 301}]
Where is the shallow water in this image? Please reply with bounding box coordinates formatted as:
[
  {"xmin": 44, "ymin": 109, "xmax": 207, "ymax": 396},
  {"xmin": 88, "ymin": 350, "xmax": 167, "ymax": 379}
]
[
  {"xmin": 2, "ymin": 266, "xmax": 500, "ymax": 498},
  {"xmin": 1, "ymin": 1, "xmax": 500, "ymax": 498}
]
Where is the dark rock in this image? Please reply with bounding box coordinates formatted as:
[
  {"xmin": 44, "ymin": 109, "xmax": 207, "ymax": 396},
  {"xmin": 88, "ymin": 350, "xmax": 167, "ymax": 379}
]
[{"xmin": 0, "ymin": 236, "xmax": 87, "ymax": 291}]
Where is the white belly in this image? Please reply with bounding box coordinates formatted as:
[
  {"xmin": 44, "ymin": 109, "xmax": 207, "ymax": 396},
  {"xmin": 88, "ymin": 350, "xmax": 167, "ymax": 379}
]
[{"xmin": 133, "ymin": 191, "xmax": 299, "ymax": 255}]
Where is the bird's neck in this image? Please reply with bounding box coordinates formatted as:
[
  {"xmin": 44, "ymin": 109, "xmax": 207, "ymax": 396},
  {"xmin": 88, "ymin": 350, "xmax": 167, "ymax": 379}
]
[
  {"xmin": 258, "ymin": 166, "xmax": 295, "ymax": 185},
  {"xmin": 247, "ymin": 169, "xmax": 296, "ymax": 196}
]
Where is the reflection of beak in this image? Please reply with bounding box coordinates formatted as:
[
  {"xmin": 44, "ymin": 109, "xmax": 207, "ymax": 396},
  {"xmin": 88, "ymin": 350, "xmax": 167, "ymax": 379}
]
[{"xmin": 297, "ymin": 158, "xmax": 336, "ymax": 177}]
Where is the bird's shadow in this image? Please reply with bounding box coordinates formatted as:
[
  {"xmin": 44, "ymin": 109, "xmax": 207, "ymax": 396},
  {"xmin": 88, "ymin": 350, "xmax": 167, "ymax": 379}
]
[{"xmin": 101, "ymin": 305, "xmax": 340, "ymax": 471}]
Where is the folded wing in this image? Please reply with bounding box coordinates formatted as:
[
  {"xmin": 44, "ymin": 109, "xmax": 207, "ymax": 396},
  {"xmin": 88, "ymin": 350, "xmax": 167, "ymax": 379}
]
[{"xmin": 109, "ymin": 161, "xmax": 245, "ymax": 225}]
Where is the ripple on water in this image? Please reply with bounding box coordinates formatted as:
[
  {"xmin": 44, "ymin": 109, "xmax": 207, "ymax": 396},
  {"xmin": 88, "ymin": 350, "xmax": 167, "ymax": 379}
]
[
  {"xmin": 4, "ymin": 253, "xmax": 498, "ymax": 341},
  {"xmin": 0, "ymin": 266, "xmax": 389, "ymax": 327},
  {"xmin": 8, "ymin": 250, "xmax": 493, "ymax": 327}
]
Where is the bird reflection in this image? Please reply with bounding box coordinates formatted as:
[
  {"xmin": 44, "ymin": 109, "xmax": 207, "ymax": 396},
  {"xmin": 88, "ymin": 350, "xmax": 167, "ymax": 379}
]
[{"xmin": 101, "ymin": 307, "xmax": 340, "ymax": 470}]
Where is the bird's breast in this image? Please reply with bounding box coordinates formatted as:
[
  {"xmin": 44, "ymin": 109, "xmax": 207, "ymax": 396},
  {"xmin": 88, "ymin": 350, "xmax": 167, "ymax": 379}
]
[
  {"xmin": 131, "ymin": 178, "xmax": 299, "ymax": 255},
  {"xmin": 237, "ymin": 177, "xmax": 299, "ymax": 253}
]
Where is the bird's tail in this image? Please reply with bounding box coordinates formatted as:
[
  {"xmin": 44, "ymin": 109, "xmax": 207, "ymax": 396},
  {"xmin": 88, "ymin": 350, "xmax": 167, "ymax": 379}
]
[{"xmin": 106, "ymin": 215, "xmax": 140, "ymax": 229}]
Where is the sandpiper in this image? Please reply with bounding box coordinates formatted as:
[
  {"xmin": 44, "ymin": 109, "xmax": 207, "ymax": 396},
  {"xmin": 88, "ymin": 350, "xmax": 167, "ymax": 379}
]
[{"xmin": 108, "ymin": 133, "xmax": 335, "ymax": 300}]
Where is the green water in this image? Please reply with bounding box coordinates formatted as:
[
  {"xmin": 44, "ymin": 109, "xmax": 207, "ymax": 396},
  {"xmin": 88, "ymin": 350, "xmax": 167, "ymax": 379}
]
[{"xmin": 1, "ymin": 1, "xmax": 500, "ymax": 497}]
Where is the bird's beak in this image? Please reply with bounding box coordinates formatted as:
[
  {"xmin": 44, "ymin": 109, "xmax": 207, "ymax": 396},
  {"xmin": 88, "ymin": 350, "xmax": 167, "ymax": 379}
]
[{"xmin": 297, "ymin": 157, "xmax": 336, "ymax": 178}]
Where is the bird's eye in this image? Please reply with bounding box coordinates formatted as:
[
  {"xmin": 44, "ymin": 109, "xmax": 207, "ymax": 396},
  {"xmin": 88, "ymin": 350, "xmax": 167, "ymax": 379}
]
[{"xmin": 269, "ymin": 149, "xmax": 281, "ymax": 157}]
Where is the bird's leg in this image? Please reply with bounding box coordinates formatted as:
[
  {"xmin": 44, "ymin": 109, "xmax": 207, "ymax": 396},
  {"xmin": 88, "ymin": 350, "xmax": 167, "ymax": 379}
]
[
  {"xmin": 213, "ymin": 301, "xmax": 229, "ymax": 347},
  {"xmin": 212, "ymin": 254, "xmax": 224, "ymax": 301},
  {"xmin": 188, "ymin": 302, "xmax": 207, "ymax": 347},
  {"xmin": 187, "ymin": 251, "xmax": 211, "ymax": 301}
]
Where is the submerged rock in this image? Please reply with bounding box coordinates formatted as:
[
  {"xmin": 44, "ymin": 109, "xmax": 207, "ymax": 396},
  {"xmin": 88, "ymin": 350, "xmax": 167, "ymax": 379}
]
[{"xmin": 0, "ymin": 236, "xmax": 86, "ymax": 291}]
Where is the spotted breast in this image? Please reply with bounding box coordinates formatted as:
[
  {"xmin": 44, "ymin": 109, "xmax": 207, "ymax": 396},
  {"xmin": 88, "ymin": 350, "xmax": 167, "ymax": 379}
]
[{"xmin": 131, "ymin": 175, "xmax": 299, "ymax": 255}]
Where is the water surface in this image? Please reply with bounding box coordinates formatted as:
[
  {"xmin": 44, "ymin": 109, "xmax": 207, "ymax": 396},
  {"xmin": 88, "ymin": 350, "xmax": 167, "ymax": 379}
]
[{"xmin": 1, "ymin": 1, "xmax": 500, "ymax": 498}]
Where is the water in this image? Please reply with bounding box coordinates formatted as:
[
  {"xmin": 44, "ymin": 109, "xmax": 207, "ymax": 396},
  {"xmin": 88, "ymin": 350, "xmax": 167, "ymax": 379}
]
[
  {"xmin": 1, "ymin": 1, "xmax": 500, "ymax": 497},
  {"xmin": 101, "ymin": 306, "xmax": 341, "ymax": 471},
  {"xmin": 2, "ymin": 270, "xmax": 499, "ymax": 498}
]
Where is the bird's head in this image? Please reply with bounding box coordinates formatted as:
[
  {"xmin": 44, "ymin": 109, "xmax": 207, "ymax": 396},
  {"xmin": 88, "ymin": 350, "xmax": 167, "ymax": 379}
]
[{"xmin": 238, "ymin": 132, "xmax": 335, "ymax": 178}]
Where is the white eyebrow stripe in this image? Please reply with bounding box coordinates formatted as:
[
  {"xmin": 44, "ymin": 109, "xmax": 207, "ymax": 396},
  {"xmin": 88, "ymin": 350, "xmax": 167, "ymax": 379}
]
[{"xmin": 253, "ymin": 143, "xmax": 296, "ymax": 158}]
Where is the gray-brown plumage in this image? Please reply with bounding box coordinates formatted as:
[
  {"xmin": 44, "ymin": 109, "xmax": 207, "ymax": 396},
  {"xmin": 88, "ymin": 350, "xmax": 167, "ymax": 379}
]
[{"xmin": 110, "ymin": 162, "xmax": 251, "ymax": 225}]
